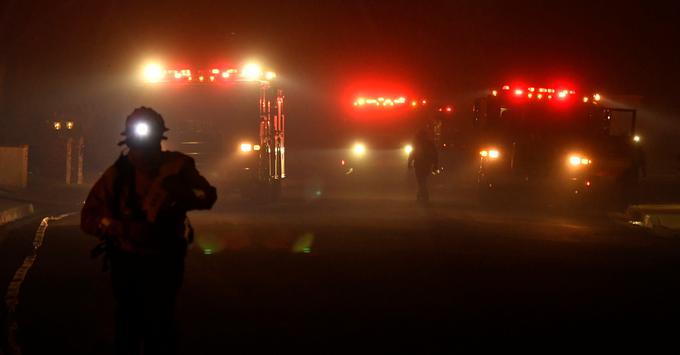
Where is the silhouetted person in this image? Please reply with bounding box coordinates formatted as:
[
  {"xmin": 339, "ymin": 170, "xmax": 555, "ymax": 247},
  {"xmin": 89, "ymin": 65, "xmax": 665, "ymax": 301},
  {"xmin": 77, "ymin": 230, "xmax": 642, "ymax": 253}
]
[
  {"xmin": 408, "ymin": 128, "xmax": 439, "ymax": 204},
  {"xmin": 81, "ymin": 107, "xmax": 217, "ymax": 355}
]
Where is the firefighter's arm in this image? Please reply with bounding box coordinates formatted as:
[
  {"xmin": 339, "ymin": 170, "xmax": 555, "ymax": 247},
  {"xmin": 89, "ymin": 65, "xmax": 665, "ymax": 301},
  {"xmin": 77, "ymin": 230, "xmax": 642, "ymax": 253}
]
[
  {"xmin": 80, "ymin": 168, "xmax": 123, "ymax": 238},
  {"xmin": 163, "ymin": 157, "xmax": 217, "ymax": 210}
]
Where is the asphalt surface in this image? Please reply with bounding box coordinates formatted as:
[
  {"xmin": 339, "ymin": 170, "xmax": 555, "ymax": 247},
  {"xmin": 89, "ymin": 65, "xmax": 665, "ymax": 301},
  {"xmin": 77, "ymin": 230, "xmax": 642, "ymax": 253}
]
[{"xmin": 2, "ymin": 180, "xmax": 680, "ymax": 353}]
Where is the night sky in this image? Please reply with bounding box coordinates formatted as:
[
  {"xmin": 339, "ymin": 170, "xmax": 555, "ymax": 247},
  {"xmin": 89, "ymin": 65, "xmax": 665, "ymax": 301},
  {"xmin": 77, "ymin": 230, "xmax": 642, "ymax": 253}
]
[{"xmin": 1, "ymin": 1, "xmax": 680, "ymax": 152}]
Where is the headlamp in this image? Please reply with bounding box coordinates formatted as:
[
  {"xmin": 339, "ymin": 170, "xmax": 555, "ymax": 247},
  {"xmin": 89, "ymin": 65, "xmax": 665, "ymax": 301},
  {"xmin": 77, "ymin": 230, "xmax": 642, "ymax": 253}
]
[{"xmin": 134, "ymin": 122, "xmax": 151, "ymax": 138}]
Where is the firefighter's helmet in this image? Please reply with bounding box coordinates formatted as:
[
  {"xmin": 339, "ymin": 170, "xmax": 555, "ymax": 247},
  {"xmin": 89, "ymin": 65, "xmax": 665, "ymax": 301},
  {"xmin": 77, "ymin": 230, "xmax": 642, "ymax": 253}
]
[{"xmin": 118, "ymin": 106, "xmax": 169, "ymax": 146}]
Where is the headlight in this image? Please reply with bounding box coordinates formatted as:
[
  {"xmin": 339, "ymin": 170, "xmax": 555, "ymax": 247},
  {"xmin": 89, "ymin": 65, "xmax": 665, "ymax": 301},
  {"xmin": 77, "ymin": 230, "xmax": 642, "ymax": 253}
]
[
  {"xmin": 480, "ymin": 148, "xmax": 500, "ymax": 159},
  {"xmin": 404, "ymin": 144, "xmax": 413, "ymax": 155},
  {"xmin": 353, "ymin": 143, "xmax": 366, "ymax": 157},
  {"xmin": 568, "ymin": 155, "xmax": 591, "ymax": 166},
  {"xmin": 240, "ymin": 143, "xmax": 253, "ymax": 153}
]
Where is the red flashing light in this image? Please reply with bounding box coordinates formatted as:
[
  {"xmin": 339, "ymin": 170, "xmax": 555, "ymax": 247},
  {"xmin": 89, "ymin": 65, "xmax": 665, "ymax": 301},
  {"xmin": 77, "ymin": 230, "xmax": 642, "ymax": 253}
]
[
  {"xmin": 446, "ymin": 107, "xmax": 453, "ymax": 112},
  {"xmin": 354, "ymin": 96, "xmax": 410, "ymax": 108},
  {"xmin": 537, "ymin": 93, "xmax": 543, "ymax": 99},
  {"xmin": 528, "ymin": 87, "xmax": 535, "ymax": 92},
  {"xmin": 211, "ymin": 69, "xmax": 220, "ymax": 74},
  {"xmin": 514, "ymin": 89, "xmax": 523, "ymax": 96},
  {"xmin": 422, "ymin": 100, "xmax": 427, "ymax": 105},
  {"xmin": 502, "ymin": 85, "xmax": 511, "ymax": 90}
]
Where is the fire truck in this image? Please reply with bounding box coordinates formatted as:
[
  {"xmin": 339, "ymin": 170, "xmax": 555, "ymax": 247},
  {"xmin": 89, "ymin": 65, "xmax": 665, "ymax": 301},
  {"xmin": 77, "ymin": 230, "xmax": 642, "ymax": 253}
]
[
  {"xmin": 137, "ymin": 62, "xmax": 286, "ymax": 201},
  {"xmin": 340, "ymin": 96, "xmax": 454, "ymax": 183},
  {"xmin": 473, "ymin": 85, "xmax": 642, "ymax": 205}
]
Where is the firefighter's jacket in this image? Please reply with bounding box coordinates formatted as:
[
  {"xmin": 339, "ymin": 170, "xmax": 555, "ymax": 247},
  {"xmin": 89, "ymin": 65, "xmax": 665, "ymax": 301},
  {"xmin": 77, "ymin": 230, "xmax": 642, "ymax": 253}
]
[{"xmin": 81, "ymin": 151, "xmax": 217, "ymax": 255}]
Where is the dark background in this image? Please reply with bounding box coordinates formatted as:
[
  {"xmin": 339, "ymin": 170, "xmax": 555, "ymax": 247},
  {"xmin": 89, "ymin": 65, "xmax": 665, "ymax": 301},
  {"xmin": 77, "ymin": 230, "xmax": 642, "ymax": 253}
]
[{"xmin": 1, "ymin": 1, "xmax": 679, "ymax": 169}]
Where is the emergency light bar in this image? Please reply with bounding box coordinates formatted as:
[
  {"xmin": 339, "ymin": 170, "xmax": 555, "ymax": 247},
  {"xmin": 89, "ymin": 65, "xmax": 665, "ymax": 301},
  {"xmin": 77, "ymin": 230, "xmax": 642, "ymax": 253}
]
[
  {"xmin": 353, "ymin": 96, "xmax": 430, "ymax": 108},
  {"xmin": 142, "ymin": 63, "xmax": 277, "ymax": 84},
  {"xmin": 494, "ymin": 84, "xmax": 602, "ymax": 103}
]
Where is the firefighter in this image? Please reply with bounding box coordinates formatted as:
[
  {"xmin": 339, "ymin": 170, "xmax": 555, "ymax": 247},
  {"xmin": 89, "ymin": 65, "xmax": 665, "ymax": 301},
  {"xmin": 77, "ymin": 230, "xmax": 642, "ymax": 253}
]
[
  {"xmin": 81, "ymin": 107, "xmax": 217, "ymax": 355},
  {"xmin": 408, "ymin": 127, "xmax": 439, "ymax": 204}
]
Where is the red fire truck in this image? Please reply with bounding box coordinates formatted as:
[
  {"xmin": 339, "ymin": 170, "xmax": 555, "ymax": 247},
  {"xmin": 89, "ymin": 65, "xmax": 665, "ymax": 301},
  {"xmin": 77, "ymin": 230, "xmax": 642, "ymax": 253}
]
[
  {"xmin": 473, "ymin": 84, "xmax": 642, "ymax": 206},
  {"xmin": 137, "ymin": 61, "xmax": 286, "ymax": 201},
  {"xmin": 340, "ymin": 96, "xmax": 454, "ymax": 181}
]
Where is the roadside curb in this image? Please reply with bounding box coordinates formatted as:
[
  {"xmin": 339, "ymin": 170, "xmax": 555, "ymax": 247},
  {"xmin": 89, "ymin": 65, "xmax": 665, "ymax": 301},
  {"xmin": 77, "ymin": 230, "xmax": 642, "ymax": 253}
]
[{"xmin": 0, "ymin": 203, "xmax": 35, "ymax": 227}]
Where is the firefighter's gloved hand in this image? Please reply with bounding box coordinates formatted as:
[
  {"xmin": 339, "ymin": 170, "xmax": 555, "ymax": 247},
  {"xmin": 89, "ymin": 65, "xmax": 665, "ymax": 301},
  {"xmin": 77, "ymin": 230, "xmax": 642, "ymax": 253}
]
[
  {"xmin": 99, "ymin": 217, "xmax": 123, "ymax": 239},
  {"xmin": 162, "ymin": 175, "xmax": 197, "ymax": 208}
]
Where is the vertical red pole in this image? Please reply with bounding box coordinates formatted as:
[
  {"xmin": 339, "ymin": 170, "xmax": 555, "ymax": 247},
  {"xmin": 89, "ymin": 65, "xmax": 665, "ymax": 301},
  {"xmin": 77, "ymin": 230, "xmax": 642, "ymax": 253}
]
[
  {"xmin": 77, "ymin": 136, "xmax": 84, "ymax": 184},
  {"xmin": 65, "ymin": 137, "xmax": 73, "ymax": 184}
]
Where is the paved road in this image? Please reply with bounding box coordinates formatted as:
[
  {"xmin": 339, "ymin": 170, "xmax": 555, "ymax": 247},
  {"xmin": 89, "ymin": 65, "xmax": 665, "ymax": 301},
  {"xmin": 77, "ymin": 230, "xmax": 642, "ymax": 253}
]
[{"xmin": 2, "ymin": 186, "xmax": 680, "ymax": 353}]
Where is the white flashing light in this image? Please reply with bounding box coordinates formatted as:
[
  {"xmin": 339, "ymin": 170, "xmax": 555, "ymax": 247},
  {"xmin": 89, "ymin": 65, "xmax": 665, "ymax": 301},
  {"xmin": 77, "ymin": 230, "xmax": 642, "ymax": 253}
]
[
  {"xmin": 242, "ymin": 63, "xmax": 262, "ymax": 80},
  {"xmin": 142, "ymin": 63, "xmax": 165, "ymax": 83},
  {"xmin": 633, "ymin": 135, "xmax": 641, "ymax": 143},
  {"xmin": 265, "ymin": 71, "xmax": 277, "ymax": 80},
  {"xmin": 594, "ymin": 93, "xmax": 602, "ymax": 101},
  {"xmin": 404, "ymin": 145, "xmax": 413, "ymax": 155}
]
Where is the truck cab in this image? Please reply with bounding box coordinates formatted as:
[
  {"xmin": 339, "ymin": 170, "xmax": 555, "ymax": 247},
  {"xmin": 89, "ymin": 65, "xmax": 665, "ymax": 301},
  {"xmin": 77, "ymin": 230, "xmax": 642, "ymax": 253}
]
[{"xmin": 473, "ymin": 86, "xmax": 640, "ymax": 205}]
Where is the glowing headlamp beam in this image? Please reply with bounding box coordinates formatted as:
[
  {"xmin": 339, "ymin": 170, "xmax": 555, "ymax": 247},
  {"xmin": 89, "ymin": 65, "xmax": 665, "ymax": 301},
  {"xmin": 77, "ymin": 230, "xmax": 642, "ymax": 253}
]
[{"xmin": 134, "ymin": 122, "xmax": 151, "ymax": 137}]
